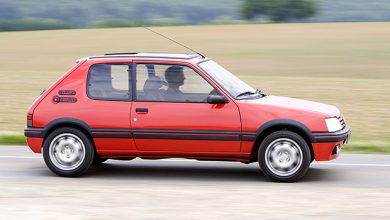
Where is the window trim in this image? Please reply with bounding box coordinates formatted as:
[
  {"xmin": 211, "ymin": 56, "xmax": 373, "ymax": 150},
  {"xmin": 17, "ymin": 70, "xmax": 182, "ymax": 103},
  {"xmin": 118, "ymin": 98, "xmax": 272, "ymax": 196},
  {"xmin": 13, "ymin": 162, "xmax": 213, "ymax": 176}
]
[
  {"xmin": 133, "ymin": 62, "xmax": 228, "ymax": 104},
  {"xmin": 86, "ymin": 62, "xmax": 133, "ymax": 102}
]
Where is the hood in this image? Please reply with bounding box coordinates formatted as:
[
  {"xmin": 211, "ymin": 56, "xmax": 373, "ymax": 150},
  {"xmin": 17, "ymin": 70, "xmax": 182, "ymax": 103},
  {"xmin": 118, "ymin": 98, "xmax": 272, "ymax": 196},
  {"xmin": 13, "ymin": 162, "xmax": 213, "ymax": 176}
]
[{"xmin": 245, "ymin": 95, "xmax": 340, "ymax": 117}]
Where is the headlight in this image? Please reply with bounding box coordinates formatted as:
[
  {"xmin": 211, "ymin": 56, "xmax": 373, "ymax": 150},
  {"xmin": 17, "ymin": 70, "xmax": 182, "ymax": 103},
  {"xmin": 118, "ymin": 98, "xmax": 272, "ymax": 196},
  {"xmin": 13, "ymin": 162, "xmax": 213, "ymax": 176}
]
[{"xmin": 325, "ymin": 118, "xmax": 342, "ymax": 132}]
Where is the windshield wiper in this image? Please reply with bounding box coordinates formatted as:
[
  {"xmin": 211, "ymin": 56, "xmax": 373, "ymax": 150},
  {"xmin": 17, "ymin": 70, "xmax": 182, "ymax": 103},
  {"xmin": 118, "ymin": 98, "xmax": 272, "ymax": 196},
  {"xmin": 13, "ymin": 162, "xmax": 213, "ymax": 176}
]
[
  {"xmin": 236, "ymin": 90, "xmax": 258, "ymax": 98},
  {"xmin": 256, "ymin": 89, "xmax": 267, "ymax": 97},
  {"xmin": 236, "ymin": 89, "xmax": 266, "ymax": 99}
]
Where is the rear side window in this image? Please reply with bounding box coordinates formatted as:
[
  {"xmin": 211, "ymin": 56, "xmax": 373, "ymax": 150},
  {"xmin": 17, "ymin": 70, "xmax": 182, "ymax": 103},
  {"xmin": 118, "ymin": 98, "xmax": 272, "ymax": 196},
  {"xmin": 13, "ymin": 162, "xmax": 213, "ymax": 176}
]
[{"xmin": 87, "ymin": 64, "xmax": 132, "ymax": 101}]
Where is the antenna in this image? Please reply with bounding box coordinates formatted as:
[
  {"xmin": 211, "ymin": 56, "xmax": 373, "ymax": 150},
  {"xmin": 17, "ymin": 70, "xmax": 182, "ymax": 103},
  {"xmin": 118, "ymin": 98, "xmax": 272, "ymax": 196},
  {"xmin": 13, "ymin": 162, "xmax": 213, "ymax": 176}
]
[{"xmin": 141, "ymin": 26, "xmax": 205, "ymax": 58}]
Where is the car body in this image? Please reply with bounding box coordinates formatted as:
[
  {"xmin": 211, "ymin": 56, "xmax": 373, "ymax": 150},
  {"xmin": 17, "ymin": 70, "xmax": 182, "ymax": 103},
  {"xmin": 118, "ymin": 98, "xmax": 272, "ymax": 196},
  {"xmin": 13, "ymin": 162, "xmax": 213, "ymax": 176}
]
[{"xmin": 24, "ymin": 53, "xmax": 350, "ymax": 181}]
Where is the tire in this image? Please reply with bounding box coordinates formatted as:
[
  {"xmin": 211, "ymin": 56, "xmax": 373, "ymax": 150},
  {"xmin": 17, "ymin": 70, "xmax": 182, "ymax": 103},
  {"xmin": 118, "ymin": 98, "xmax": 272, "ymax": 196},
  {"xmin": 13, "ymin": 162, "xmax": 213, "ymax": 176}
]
[
  {"xmin": 258, "ymin": 130, "xmax": 311, "ymax": 182},
  {"xmin": 43, "ymin": 127, "xmax": 94, "ymax": 177},
  {"xmin": 92, "ymin": 157, "xmax": 108, "ymax": 165}
]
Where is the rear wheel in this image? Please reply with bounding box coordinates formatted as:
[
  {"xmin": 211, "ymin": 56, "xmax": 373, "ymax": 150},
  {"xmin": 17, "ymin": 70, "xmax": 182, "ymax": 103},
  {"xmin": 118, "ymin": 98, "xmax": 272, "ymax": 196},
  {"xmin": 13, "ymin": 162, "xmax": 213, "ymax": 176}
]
[
  {"xmin": 43, "ymin": 127, "xmax": 94, "ymax": 177},
  {"xmin": 258, "ymin": 130, "xmax": 310, "ymax": 182}
]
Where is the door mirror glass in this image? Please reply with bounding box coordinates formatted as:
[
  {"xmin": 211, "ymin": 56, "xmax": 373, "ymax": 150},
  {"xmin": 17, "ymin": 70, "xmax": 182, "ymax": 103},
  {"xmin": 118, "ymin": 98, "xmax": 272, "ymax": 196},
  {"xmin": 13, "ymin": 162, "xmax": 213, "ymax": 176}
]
[{"xmin": 207, "ymin": 95, "xmax": 228, "ymax": 104}]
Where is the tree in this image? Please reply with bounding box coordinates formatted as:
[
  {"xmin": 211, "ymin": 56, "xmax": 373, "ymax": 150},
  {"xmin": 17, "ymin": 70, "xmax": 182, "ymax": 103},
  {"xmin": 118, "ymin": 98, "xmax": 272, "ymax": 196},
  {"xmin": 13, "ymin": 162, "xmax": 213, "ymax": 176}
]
[{"xmin": 241, "ymin": 0, "xmax": 318, "ymax": 22}]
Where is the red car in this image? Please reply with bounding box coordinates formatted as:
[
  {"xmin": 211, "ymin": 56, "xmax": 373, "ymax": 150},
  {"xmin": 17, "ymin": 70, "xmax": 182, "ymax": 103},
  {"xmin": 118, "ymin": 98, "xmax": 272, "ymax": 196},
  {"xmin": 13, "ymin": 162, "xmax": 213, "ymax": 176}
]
[{"xmin": 24, "ymin": 53, "xmax": 350, "ymax": 182}]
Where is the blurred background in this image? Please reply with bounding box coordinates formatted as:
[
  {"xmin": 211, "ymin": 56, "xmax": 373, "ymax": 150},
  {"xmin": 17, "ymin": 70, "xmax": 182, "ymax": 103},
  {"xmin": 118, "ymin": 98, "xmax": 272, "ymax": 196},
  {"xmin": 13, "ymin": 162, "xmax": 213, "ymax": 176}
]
[{"xmin": 0, "ymin": 0, "xmax": 389, "ymax": 154}]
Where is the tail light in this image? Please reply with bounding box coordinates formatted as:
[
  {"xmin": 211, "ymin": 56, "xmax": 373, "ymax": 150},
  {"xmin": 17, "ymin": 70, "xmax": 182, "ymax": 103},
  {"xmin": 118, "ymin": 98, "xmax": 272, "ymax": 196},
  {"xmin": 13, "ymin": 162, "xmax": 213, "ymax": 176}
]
[{"xmin": 27, "ymin": 113, "xmax": 33, "ymax": 127}]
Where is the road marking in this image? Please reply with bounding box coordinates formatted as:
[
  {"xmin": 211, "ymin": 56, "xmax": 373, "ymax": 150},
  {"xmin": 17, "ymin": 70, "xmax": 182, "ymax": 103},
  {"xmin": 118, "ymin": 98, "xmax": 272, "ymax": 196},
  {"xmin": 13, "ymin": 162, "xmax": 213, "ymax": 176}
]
[
  {"xmin": 163, "ymin": 159, "xmax": 390, "ymax": 167},
  {"xmin": 162, "ymin": 159, "xmax": 390, "ymax": 167},
  {"xmin": 312, "ymin": 163, "xmax": 390, "ymax": 167}
]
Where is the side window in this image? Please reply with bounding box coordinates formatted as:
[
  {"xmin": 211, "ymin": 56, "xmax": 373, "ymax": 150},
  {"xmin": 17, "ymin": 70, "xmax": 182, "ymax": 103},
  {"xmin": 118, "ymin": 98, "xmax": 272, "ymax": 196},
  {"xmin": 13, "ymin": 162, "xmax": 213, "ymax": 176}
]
[
  {"xmin": 87, "ymin": 64, "xmax": 131, "ymax": 101},
  {"xmin": 136, "ymin": 64, "xmax": 218, "ymax": 102}
]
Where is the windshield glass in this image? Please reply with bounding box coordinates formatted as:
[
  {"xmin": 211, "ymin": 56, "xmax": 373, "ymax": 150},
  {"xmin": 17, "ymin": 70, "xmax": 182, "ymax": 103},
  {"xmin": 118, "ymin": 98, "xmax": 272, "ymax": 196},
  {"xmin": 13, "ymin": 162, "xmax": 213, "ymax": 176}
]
[{"xmin": 198, "ymin": 60, "xmax": 257, "ymax": 98}]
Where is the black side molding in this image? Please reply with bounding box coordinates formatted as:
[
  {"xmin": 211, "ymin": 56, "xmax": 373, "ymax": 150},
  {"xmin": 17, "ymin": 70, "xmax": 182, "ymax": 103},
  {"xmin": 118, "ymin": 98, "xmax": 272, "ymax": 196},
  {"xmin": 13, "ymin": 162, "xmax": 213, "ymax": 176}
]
[
  {"xmin": 24, "ymin": 118, "xmax": 92, "ymax": 138},
  {"xmin": 312, "ymin": 125, "xmax": 351, "ymax": 143},
  {"xmin": 24, "ymin": 128, "xmax": 44, "ymax": 138}
]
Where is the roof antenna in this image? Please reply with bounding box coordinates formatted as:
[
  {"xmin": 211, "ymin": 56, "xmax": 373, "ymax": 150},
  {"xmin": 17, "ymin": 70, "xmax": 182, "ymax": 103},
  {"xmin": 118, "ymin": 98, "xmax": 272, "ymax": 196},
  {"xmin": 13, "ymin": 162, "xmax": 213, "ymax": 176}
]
[{"xmin": 141, "ymin": 26, "xmax": 205, "ymax": 58}]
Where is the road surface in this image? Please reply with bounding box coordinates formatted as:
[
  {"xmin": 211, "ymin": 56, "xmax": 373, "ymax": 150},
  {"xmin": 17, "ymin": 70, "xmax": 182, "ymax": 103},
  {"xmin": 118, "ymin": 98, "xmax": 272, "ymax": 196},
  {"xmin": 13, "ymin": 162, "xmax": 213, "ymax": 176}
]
[{"xmin": 1, "ymin": 146, "xmax": 390, "ymax": 219}]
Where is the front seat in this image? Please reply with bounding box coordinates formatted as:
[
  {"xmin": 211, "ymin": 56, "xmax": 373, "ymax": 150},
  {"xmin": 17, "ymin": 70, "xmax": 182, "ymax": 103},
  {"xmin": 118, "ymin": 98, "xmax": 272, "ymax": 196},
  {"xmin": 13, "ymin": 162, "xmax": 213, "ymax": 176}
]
[{"xmin": 143, "ymin": 75, "xmax": 165, "ymax": 101}]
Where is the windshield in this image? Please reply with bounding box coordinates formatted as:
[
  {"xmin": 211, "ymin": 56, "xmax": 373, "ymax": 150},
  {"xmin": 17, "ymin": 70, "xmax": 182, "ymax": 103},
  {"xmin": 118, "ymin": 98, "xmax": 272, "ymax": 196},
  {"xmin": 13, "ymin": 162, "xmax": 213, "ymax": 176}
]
[{"xmin": 198, "ymin": 60, "xmax": 258, "ymax": 99}]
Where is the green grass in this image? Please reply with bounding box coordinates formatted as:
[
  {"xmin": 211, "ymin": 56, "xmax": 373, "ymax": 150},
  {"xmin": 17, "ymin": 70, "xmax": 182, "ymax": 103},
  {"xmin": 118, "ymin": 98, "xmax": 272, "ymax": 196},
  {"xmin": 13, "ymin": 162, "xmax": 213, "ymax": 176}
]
[
  {"xmin": 0, "ymin": 133, "xmax": 26, "ymax": 145},
  {"xmin": 0, "ymin": 22, "xmax": 389, "ymax": 154}
]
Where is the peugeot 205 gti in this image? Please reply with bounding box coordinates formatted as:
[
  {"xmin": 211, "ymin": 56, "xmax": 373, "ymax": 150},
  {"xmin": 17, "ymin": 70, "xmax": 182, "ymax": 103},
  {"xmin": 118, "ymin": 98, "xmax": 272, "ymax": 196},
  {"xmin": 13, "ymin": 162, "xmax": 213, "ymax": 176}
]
[{"xmin": 24, "ymin": 53, "xmax": 350, "ymax": 182}]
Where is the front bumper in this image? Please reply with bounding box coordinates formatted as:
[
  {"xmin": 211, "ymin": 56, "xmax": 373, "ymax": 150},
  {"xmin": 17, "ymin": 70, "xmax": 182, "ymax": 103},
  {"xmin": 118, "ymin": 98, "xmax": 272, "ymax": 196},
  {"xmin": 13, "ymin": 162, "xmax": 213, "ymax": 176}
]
[
  {"xmin": 311, "ymin": 125, "xmax": 351, "ymax": 161},
  {"xmin": 311, "ymin": 125, "xmax": 351, "ymax": 143}
]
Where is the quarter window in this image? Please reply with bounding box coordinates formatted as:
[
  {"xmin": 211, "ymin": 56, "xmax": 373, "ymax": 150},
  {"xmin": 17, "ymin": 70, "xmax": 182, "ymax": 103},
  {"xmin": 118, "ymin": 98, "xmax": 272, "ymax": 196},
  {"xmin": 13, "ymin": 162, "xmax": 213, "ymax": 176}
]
[{"xmin": 87, "ymin": 64, "xmax": 131, "ymax": 101}]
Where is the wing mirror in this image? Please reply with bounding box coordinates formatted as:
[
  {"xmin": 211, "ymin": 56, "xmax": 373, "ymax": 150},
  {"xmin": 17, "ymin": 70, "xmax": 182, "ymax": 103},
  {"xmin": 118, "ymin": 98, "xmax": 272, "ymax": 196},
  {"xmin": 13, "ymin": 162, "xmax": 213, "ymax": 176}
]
[{"xmin": 207, "ymin": 95, "xmax": 228, "ymax": 104}]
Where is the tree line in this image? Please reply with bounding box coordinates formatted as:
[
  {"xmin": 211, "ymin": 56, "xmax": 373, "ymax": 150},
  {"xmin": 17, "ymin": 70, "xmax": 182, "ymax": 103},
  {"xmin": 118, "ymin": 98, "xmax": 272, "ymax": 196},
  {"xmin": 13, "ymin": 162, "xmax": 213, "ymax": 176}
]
[{"xmin": 1, "ymin": 0, "xmax": 390, "ymax": 31}]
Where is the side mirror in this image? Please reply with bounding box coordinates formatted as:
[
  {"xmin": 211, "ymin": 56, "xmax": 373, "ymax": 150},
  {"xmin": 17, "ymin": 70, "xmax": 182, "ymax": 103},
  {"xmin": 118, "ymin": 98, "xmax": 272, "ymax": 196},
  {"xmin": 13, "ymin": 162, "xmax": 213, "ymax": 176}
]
[{"xmin": 207, "ymin": 95, "xmax": 228, "ymax": 104}]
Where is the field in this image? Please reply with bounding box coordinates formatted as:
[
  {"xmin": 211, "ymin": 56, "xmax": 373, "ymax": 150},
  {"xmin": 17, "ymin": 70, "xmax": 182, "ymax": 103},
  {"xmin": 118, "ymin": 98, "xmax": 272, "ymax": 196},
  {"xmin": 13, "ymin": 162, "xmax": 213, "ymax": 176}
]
[{"xmin": 0, "ymin": 22, "xmax": 389, "ymax": 152}]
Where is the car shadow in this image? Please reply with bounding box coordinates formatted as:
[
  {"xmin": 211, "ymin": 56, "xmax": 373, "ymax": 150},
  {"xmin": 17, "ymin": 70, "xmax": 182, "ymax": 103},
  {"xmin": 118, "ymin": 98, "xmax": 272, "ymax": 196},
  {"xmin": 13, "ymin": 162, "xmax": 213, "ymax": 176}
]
[{"xmin": 82, "ymin": 160, "xmax": 333, "ymax": 183}]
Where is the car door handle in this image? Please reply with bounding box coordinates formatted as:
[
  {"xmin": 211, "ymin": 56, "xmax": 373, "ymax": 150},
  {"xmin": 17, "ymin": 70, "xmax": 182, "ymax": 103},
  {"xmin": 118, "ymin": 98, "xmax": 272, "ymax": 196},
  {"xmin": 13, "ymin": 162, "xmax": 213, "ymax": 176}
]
[{"xmin": 135, "ymin": 108, "xmax": 148, "ymax": 114}]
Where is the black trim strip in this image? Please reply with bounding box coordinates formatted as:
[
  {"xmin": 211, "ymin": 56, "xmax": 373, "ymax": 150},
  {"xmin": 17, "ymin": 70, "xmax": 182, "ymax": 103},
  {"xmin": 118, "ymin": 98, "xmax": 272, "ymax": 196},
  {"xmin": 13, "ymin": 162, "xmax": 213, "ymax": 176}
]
[
  {"xmin": 313, "ymin": 136, "xmax": 349, "ymax": 143},
  {"xmin": 133, "ymin": 129, "xmax": 241, "ymax": 135},
  {"xmin": 91, "ymin": 128, "xmax": 131, "ymax": 132},
  {"xmin": 241, "ymin": 135, "xmax": 256, "ymax": 141},
  {"xmin": 24, "ymin": 128, "xmax": 44, "ymax": 138},
  {"xmin": 312, "ymin": 125, "xmax": 351, "ymax": 143},
  {"xmin": 92, "ymin": 133, "xmax": 132, "ymax": 138},
  {"xmin": 92, "ymin": 128, "xmax": 243, "ymax": 140},
  {"xmin": 91, "ymin": 128, "xmax": 242, "ymax": 135},
  {"xmin": 242, "ymin": 131, "xmax": 256, "ymax": 135},
  {"xmin": 133, "ymin": 133, "xmax": 240, "ymax": 141}
]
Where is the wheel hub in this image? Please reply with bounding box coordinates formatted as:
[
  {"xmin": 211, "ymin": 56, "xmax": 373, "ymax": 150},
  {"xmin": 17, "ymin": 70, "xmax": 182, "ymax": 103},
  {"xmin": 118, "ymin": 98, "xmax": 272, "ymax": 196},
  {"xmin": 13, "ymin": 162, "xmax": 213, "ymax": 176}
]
[
  {"xmin": 49, "ymin": 133, "xmax": 86, "ymax": 171},
  {"xmin": 265, "ymin": 138, "xmax": 303, "ymax": 177}
]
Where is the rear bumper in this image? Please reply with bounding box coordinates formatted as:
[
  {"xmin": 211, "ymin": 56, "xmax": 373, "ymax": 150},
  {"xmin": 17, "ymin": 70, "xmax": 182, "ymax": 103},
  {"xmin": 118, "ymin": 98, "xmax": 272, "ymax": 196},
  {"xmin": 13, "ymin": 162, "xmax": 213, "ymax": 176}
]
[
  {"xmin": 24, "ymin": 127, "xmax": 44, "ymax": 138},
  {"xmin": 25, "ymin": 137, "xmax": 43, "ymax": 153},
  {"xmin": 24, "ymin": 128, "xmax": 44, "ymax": 153},
  {"xmin": 311, "ymin": 125, "xmax": 351, "ymax": 161}
]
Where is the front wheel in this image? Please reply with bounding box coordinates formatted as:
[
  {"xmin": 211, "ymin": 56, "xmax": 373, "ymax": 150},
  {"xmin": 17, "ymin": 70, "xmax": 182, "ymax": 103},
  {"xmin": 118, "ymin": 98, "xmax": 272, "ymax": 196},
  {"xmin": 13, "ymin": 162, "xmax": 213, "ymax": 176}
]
[
  {"xmin": 258, "ymin": 130, "xmax": 311, "ymax": 182},
  {"xmin": 43, "ymin": 127, "xmax": 94, "ymax": 177}
]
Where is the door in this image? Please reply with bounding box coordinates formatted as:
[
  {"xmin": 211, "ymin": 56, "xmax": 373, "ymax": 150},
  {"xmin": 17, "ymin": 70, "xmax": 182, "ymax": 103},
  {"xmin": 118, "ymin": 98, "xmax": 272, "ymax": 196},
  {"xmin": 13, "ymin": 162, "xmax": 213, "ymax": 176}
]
[
  {"xmin": 131, "ymin": 63, "xmax": 241, "ymax": 153},
  {"xmin": 84, "ymin": 63, "xmax": 135, "ymax": 153}
]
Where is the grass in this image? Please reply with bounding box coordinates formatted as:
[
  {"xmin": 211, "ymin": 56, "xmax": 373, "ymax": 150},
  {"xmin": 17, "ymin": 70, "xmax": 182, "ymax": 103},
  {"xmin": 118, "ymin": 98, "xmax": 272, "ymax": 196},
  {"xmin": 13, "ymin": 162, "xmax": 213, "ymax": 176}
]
[
  {"xmin": 0, "ymin": 22, "xmax": 389, "ymax": 153},
  {"xmin": 0, "ymin": 133, "xmax": 26, "ymax": 145}
]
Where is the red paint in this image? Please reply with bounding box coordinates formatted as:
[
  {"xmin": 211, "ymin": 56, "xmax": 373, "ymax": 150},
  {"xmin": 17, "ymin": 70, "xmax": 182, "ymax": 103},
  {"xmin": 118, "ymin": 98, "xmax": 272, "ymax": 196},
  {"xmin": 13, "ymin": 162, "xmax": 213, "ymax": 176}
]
[
  {"xmin": 26, "ymin": 137, "xmax": 43, "ymax": 153},
  {"xmin": 312, "ymin": 141, "xmax": 344, "ymax": 161}
]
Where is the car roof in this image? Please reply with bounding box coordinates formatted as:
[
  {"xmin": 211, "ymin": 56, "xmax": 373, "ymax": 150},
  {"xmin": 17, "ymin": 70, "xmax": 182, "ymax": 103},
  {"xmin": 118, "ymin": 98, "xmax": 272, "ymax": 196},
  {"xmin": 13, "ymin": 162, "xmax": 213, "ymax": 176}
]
[{"xmin": 88, "ymin": 52, "xmax": 201, "ymax": 60}]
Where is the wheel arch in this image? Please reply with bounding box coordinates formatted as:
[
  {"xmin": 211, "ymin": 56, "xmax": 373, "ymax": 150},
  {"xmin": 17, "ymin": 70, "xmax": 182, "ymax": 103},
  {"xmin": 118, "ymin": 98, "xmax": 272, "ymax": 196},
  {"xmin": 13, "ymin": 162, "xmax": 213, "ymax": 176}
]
[
  {"xmin": 249, "ymin": 119, "xmax": 314, "ymax": 162},
  {"xmin": 42, "ymin": 118, "xmax": 95, "ymax": 150}
]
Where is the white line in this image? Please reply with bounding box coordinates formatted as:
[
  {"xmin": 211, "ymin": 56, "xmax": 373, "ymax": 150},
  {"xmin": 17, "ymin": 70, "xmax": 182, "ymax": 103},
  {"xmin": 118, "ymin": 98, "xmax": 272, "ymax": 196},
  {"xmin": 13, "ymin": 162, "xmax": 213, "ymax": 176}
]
[
  {"xmin": 312, "ymin": 163, "xmax": 390, "ymax": 167},
  {"xmin": 0, "ymin": 156, "xmax": 40, "ymax": 159},
  {"xmin": 167, "ymin": 159, "xmax": 390, "ymax": 167},
  {"xmin": 163, "ymin": 159, "xmax": 390, "ymax": 167}
]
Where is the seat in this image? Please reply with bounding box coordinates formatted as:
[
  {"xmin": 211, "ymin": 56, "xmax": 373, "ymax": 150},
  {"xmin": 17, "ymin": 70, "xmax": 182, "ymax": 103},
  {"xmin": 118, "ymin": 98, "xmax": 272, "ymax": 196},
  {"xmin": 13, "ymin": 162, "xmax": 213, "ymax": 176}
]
[{"xmin": 143, "ymin": 75, "xmax": 165, "ymax": 101}]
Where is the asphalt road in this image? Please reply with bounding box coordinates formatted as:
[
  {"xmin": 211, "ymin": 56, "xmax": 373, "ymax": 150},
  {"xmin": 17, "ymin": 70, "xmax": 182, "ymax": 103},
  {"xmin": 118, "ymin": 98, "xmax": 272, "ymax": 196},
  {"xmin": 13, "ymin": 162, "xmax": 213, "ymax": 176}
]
[{"xmin": 1, "ymin": 146, "xmax": 390, "ymax": 219}]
